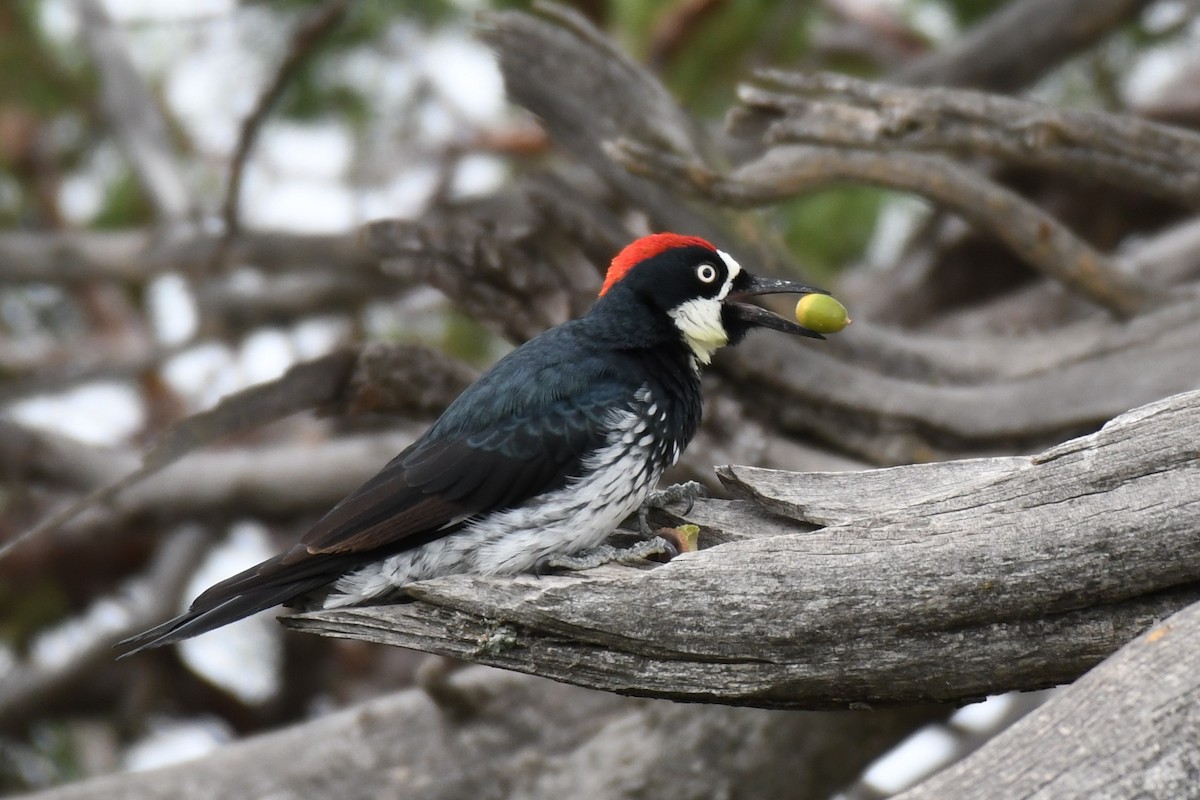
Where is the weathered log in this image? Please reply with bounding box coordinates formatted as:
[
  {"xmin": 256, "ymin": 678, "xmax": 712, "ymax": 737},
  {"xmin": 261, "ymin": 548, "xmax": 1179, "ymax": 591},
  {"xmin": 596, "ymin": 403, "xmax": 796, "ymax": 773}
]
[
  {"xmin": 286, "ymin": 389, "xmax": 1200, "ymax": 709},
  {"xmin": 13, "ymin": 666, "xmax": 939, "ymax": 800},
  {"xmin": 896, "ymin": 602, "xmax": 1200, "ymax": 799}
]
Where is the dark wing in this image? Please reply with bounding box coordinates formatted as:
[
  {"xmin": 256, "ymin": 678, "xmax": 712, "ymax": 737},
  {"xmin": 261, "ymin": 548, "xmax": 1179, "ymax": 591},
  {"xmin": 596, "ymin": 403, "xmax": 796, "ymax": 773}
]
[
  {"xmin": 295, "ymin": 323, "xmax": 637, "ymax": 557},
  {"xmin": 120, "ymin": 330, "xmax": 636, "ymax": 655},
  {"xmin": 294, "ymin": 398, "xmax": 608, "ymax": 557}
]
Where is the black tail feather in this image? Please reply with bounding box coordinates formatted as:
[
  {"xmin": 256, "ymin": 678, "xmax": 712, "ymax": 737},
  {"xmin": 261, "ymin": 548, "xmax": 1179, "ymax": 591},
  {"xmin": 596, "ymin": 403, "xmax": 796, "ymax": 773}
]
[
  {"xmin": 117, "ymin": 549, "xmax": 374, "ymax": 658},
  {"xmin": 117, "ymin": 576, "xmax": 334, "ymax": 658}
]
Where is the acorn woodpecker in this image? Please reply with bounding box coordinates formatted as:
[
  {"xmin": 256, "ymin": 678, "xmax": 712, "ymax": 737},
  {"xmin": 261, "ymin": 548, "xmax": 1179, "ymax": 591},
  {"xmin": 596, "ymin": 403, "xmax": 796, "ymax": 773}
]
[{"xmin": 120, "ymin": 233, "xmax": 827, "ymax": 654}]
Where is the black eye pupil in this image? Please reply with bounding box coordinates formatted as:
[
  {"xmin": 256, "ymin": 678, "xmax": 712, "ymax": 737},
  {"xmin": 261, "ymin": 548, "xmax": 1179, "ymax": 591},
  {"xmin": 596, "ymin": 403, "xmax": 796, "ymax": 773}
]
[{"xmin": 699, "ymin": 265, "xmax": 716, "ymax": 281}]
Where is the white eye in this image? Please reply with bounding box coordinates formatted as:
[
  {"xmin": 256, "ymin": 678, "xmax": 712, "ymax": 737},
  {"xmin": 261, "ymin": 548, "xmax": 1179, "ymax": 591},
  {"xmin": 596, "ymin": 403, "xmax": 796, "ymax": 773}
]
[{"xmin": 696, "ymin": 264, "xmax": 718, "ymax": 283}]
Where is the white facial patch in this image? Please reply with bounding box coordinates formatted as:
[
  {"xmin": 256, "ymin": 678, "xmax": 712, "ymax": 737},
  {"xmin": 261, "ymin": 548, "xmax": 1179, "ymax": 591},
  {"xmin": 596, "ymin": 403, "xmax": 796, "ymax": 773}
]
[
  {"xmin": 715, "ymin": 249, "xmax": 743, "ymax": 299},
  {"xmin": 669, "ymin": 249, "xmax": 744, "ymax": 366}
]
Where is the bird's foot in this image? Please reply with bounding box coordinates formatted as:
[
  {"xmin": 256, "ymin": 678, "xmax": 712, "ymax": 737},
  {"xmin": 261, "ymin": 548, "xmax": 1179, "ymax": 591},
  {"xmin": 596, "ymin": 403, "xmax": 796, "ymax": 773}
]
[
  {"xmin": 536, "ymin": 536, "xmax": 677, "ymax": 574},
  {"xmin": 535, "ymin": 522, "xmax": 702, "ymax": 575},
  {"xmin": 637, "ymin": 480, "xmax": 708, "ymax": 536}
]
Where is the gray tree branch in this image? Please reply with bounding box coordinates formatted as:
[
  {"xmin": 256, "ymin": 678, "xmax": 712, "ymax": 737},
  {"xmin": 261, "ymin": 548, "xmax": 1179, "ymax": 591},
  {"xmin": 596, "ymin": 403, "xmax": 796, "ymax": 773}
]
[
  {"xmin": 0, "ymin": 527, "xmax": 211, "ymax": 732},
  {"xmin": 611, "ymin": 138, "xmax": 1156, "ymax": 317},
  {"xmin": 286, "ymin": 389, "xmax": 1200, "ymax": 708},
  {"xmin": 477, "ymin": 4, "xmax": 719, "ymax": 241},
  {"xmin": 892, "ymin": 0, "xmax": 1153, "ymax": 92},
  {"xmin": 736, "ymin": 71, "xmax": 1200, "ymax": 208},
  {"xmin": 895, "ymin": 601, "xmax": 1200, "ymax": 799},
  {"xmin": 13, "ymin": 666, "xmax": 941, "ymax": 800},
  {"xmin": 76, "ymin": 0, "xmax": 193, "ymax": 221},
  {"xmin": 719, "ymin": 293, "xmax": 1200, "ymax": 461},
  {"xmin": 0, "ymin": 228, "xmax": 374, "ymax": 284}
]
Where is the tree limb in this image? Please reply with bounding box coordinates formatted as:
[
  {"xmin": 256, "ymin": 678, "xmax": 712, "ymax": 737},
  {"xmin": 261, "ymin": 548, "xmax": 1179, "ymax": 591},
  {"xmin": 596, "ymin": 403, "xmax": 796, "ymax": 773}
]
[
  {"xmin": 612, "ymin": 139, "xmax": 1157, "ymax": 317},
  {"xmin": 735, "ymin": 71, "xmax": 1200, "ymax": 208},
  {"xmin": 0, "ymin": 344, "xmax": 471, "ymax": 558},
  {"xmin": 0, "ymin": 527, "xmax": 211, "ymax": 733},
  {"xmin": 892, "ymin": 0, "xmax": 1153, "ymax": 92},
  {"xmin": 895, "ymin": 601, "xmax": 1200, "ymax": 799},
  {"xmin": 0, "ymin": 338, "xmax": 187, "ymax": 405},
  {"xmin": 718, "ymin": 294, "xmax": 1200, "ymax": 461},
  {"xmin": 76, "ymin": 0, "xmax": 193, "ymax": 221},
  {"xmin": 0, "ymin": 228, "xmax": 374, "ymax": 284},
  {"xmin": 215, "ymin": 0, "xmax": 350, "ymax": 267},
  {"xmin": 286, "ymin": 389, "xmax": 1200, "ymax": 708},
  {"xmin": 12, "ymin": 666, "xmax": 943, "ymax": 800},
  {"xmin": 476, "ymin": 5, "xmax": 740, "ymax": 255}
]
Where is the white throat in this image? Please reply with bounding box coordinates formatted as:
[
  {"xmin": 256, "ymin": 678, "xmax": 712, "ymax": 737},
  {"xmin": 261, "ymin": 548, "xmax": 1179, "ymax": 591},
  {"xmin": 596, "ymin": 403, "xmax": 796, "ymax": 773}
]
[
  {"xmin": 669, "ymin": 249, "xmax": 743, "ymax": 367},
  {"xmin": 669, "ymin": 298, "xmax": 727, "ymax": 365}
]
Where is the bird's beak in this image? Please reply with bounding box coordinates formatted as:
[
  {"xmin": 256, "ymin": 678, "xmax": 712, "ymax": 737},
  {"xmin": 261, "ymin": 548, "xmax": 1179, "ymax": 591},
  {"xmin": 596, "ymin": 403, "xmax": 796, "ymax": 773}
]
[{"xmin": 725, "ymin": 275, "xmax": 829, "ymax": 340}]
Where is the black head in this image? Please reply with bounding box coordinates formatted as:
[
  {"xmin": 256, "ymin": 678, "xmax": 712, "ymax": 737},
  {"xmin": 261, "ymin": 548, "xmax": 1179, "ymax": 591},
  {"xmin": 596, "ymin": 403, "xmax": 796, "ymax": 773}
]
[{"xmin": 597, "ymin": 233, "xmax": 828, "ymax": 364}]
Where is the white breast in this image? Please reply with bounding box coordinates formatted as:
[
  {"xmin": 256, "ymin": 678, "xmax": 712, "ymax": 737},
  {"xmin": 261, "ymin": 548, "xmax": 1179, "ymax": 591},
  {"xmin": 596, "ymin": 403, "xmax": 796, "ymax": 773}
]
[{"xmin": 325, "ymin": 387, "xmax": 671, "ymax": 607}]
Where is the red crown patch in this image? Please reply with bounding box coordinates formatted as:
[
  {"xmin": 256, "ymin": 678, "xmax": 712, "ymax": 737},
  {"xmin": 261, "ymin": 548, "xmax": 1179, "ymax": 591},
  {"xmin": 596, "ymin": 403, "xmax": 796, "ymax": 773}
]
[{"xmin": 599, "ymin": 233, "xmax": 717, "ymax": 296}]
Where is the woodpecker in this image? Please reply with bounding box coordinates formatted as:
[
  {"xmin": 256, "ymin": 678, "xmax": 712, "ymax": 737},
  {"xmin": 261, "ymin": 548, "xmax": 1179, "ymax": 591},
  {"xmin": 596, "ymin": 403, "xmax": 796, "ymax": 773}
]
[{"xmin": 120, "ymin": 233, "xmax": 827, "ymax": 655}]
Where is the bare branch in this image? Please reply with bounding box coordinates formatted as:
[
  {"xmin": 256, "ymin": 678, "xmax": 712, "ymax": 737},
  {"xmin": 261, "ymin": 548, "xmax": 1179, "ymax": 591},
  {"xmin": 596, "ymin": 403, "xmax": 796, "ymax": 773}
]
[
  {"xmin": 736, "ymin": 71, "xmax": 1200, "ymax": 208},
  {"xmin": 718, "ymin": 294, "xmax": 1200, "ymax": 461},
  {"xmin": 0, "ymin": 527, "xmax": 211, "ymax": 732},
  {"xmin": 0, "ymin": 349, "xmax": 351, "ymax": 559},
  {"xmin": 0, "ymin": 228, "xmax": 374, "ymax": 284},
  {"xmin": 612, "ymin": 139, "xmax": 1157, "ymax": 317},
  {"xmin": 893, "ymin": 0, "xmax": 1154, "ymax": 92},
  {"xmin": 0, "ymin": 420, "xmax": 137, "ymax": 493},
  {"xmin": 364, "ymin": 178, "xmax": 615, "ymax": 343},
  {"xmin": 895, "ymin": 601, "xmax": 1200, "ymax": 799},
  {"xmin": 342, "ymin": 342, "xmax": 478, "ymax": 419},
  {"xmin": 76, "ymin": 0, "xmax": 192, "ymax": 221},
  {"xmin": 1, "ymin": 345, "xmax": 469, "ymax": 559},
  {"xmin": 13, "ymin": 665, "xmax": 941, "ymax": 800},
  {"xmin": 217, "ymin": 0, "xmax": 350, "ymax": 256},
  {"xmin": 193, "ymin": 270, "xmax": 400, "ymax": 333},
  {"xmin": 0, "ymin": 338, "xmax": 185, "ymax": 405},
  {"xmin": 477, "ymin": 5, "xmax": 730, "ymax": 244},
  {"xmin": 287, "ymin": 390, "xmax": 1200, "ymax": 708},
  {"xmin": 477, "ymin": 6, "xmax": 822, "ymax": 283},
  {"xmin": 1122, "ymin": 214, "xmax": 1200, "ymax": 284}
]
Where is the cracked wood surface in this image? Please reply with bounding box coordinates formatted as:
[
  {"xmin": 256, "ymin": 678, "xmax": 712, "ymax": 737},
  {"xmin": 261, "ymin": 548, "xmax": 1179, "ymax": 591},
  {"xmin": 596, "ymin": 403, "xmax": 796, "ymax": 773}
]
[
  {"xmin": 896, "ymin": 602, "xmax": 1200, "ymax": 800},
  {"xmin": 16, "ymin": 664, "xmax": 940, "ymax": 800},
  {"xmin": 287, "ymin": 389, "xmax": 1200, "ymax": 709}
]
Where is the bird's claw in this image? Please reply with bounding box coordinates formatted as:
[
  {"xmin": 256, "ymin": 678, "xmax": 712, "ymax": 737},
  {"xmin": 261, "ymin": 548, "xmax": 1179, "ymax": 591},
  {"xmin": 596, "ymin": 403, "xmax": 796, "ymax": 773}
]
[
  {"xmin": 536, "ymin": 537, "xmax": 676, "ymax": 574},
  {"xmin": 638, "ymin": 481, "xmax": 708, "ymax": 536}
]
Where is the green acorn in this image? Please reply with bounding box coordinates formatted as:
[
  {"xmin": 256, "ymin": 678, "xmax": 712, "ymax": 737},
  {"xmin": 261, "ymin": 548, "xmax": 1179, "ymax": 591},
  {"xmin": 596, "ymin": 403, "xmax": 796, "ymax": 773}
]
[{"xmin": 795, "ymin": 294, "xmax": 851, "ymax": 334}]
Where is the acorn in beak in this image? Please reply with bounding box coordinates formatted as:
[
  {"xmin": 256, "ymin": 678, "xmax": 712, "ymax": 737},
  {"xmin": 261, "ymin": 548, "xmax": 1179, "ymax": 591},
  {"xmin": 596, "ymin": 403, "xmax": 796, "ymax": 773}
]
[{"xmin": 725, "ymin": 274, "xmax": 831, "ymax": 340}]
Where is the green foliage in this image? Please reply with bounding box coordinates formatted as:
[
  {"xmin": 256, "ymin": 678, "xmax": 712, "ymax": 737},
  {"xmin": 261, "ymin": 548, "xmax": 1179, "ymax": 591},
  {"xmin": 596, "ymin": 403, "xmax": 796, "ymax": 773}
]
[
  {"xmin": 939, "ymin": 0, "xmax": 1009, "ymax": 26},
  {"xmin": 0, "ymin": 3, "xmax": 95, "ymax": 115},
  {"xmin": 91, "ymin": 170, "xmax": 154, "ymax": 229},
  {"xmin": 442, "ymin": 310, "xmax": 502, "ymax": 366},
  {"xmin": 280, "ymin": 73, "xmax": 372, "ymax": 125},
  {"xmin": 775, "ymin": 187, "xmax": 891, "ymax": 279},
  {"xmin": 0, "ymin": 578, "xmax": 71, "ymax": 653},
  {"xmin": 612, "ymin": 0, "xmax": 818, "ymax": 114}
]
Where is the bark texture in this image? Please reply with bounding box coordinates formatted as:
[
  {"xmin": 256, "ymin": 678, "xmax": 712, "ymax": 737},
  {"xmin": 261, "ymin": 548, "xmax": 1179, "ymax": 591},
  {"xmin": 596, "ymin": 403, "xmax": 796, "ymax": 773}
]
[
  {"xmin": 285, "ymin": 390, "xmax": 1200, "ymax": 708},
  {"xmin": 14, "ymin": 666, "xmax": 938, "ymax": 800}
]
